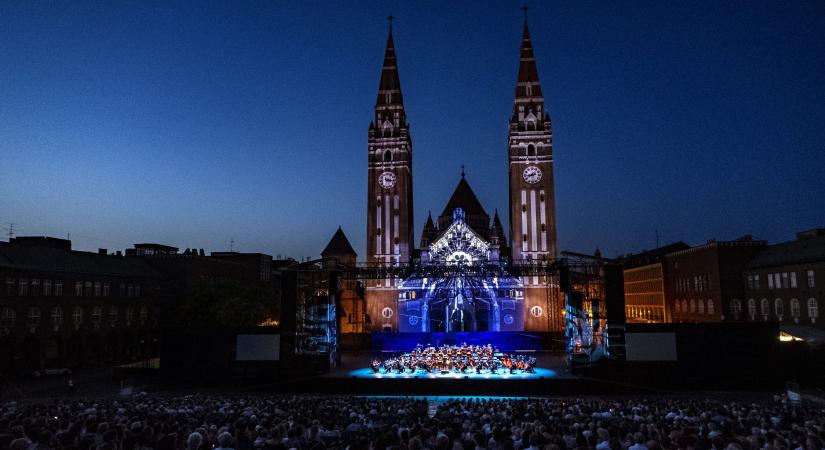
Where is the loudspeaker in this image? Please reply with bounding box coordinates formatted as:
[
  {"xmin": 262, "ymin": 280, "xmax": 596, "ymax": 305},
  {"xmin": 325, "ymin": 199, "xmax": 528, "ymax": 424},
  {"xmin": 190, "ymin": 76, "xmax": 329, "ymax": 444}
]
[
  {"xmin": 604, "ymin": 264, "xmax": 625, "ymax": 324},
  {"xmin": 559, "ymin": 265, "xmax": 570, "ymax": 292}
]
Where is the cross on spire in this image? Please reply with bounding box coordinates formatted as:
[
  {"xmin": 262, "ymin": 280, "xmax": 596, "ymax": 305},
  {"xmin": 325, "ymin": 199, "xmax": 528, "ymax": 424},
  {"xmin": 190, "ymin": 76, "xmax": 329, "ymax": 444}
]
[
  {"xmin": 521, "ymin": 3, "xmax": 529, "ymax": 20},
  {"xmin": 387, "ymin": 14, "xmax": 395, "ymax": 31},
  {"xmin": 461, "ymin": 164, "xmax": 465, "ymax": 179}
]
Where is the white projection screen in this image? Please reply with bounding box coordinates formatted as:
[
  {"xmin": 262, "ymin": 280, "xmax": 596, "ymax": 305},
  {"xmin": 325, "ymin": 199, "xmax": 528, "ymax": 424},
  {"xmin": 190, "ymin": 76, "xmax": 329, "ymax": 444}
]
[
  {"xmin": 236, "ymin": 334, "xmax": 280, "ymax": 361},
  {"xmin": 625, "ymin": 332, "xmax": 677, "ymax": 361}
]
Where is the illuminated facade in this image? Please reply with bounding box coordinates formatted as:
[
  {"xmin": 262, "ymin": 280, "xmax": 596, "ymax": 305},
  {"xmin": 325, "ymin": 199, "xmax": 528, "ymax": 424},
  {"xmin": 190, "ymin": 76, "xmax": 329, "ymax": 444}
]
[
  {"xmin": 397, "ymin": 208, "xmax": 525, "ymax": 332},
  {"xmin": 361, "ymin": 18, "xmax": 560, "ymax": 333}
]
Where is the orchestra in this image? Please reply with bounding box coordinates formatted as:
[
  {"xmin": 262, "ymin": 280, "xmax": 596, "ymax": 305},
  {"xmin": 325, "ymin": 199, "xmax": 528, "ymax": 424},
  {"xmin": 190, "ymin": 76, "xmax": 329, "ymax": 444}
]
[{"xmin": 369, "ymin": 343, "xmax": 537, "ymax": 375}]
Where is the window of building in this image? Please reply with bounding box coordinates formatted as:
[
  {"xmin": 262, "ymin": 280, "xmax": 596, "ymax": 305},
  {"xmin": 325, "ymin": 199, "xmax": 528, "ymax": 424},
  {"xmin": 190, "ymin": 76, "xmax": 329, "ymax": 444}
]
[
  {"xmin": 754, "ymin": 275, "xmax": 760, "ymax": 289},
  {"xmin": 748, "ymin": 299, "xmax": 756, "ymax": 319},
  {"xmin": 94, "ymin": 282, "xmax": 101, "ymax": 297},
  {"xmin": 775, "ymin": 298, "xmax": 784, "ymax": 317},
  {"xmin": 782, "ymin": 273, "xmax": 789, "ymax": 289},
  {"xmin": 768, "ymin": 274, "xmax": 774, "ymax": 290},
  {"xmin": 31, "ymin": 279, "xmax": 40, "ymax": 296},
  {"xmin": 808, "ymin": 298, "xmax": 819, "ymax": 321},
  {"xmin": 674, "ymin": 300, "xmax": 681, "ymax": 313},
  {"xmin": 697, "ymin": 300, "xmax": 705, "ymax": 314},
  {"xmin": 91, "ymin": 307, "xmax": 102, "ymax": 324},
  {"xmin": 51, "ymin": 307, "xmax": 62, "ymax": 327},
  {"xmin": 73, "ymin": 307, "xmax": 83, "ymax": 326},
  {"xmin": 27, "ymin": 307, "xmax": 40, "ymax": 326},
  {"xmin": 0, "ymin": 308, "xmax": 15, "ymax": 327},
  {"xmin": 109, "ymin": 306, "xmax": 118, "ymax": 324},
  {"xmin": 4, "ymin": 278, "xmax": 14, "ymax": 296},
  {"xmin": 19, "ymin": 279, "xmax": 28, "ymax": 296},
  {"xmin": 383, "ymin": 150, "xmax": 392, "ymax": 162},
  {"xmin": 135, "ymin": 285, "xmax": 141, "ymax": 297},
  {"xmin": 775, "ymin": 273, "xmax": 782, "ymax": 289},
  {"xmin": 746, "ymin": 275, "xmax": 754, "ymax": 290},
  {"xmin": 126, "ymin": 307, "xmax": 134, "ymax": 324},
  {"xmin": 790, "ymin": 299, "xmax": 800, "ymax": 318},
  {"xmin": 707, "ymin": 299, "xmax": 715, "ymax": 315},
  {"xmin": 527, "ymin": 144, "xmax": 536, "ymax": 156},
  {"xmin": 140, "ymin": 306, "xmax": 149, "ymax": 325},
  {"xmin": 760, "ymin": 298, "xmax": 770, "ymax": 316},
  {"xmin": 730, "ymin": 299, "xmax": 741, "ymax": 318},
  {"xmin": 807, "ymin": 270, "xmax": 816, "ymax": 288},
  {"xmin": 119, "ymin": 283, "xmax": 126, "ymax": 296},
  {"xmin": 43, "ymin": 279, "xmax": 52, "ymax": 296},
  {"xmin": 54, "ymin": 280, "xmax": 63, "ymax": 296},
  {"xmin": 103, "ymin": 282, "xmax": 110, "ymax": 297},
  {"xmin": 75, "ymin": 281, "xmax": 83, "ymax": 297},
  {"xmin": 790, "ymin": 272, "xmax": 797, "ymax": 289},
  {"xmin": 690, "ymin": 299, "xmax": 696, "ymax": 313},
  {"xmin": 127, "ymin": 284, "xmax": 134, "ymax": 298}
]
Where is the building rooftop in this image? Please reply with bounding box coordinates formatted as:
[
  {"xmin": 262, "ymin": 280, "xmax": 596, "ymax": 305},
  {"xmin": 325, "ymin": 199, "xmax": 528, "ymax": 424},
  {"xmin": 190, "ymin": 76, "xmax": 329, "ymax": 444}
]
[
  {"xmin": 0, "ymin": 240, "xmax": 160, "ymax": 278},
  {"xmin": 745, "ymin": 231, "xmax": 825, "ymax": 270}
]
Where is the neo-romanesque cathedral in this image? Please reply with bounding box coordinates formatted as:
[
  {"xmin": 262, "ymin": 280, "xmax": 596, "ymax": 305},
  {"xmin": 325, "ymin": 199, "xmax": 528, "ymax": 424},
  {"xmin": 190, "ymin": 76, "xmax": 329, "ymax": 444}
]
[{"xmin": 323, "ymin": 17, "xmax": 560, "ymax": 333}]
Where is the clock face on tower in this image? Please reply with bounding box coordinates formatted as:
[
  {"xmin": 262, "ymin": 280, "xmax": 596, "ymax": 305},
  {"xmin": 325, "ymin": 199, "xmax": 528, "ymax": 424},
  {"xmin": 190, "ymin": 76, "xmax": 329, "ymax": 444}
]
[
  {"xmin": 378, "ymin": 171, "xmax": 396, "ymax": 189},
  {"xmin": 522, "ymin": 165, "xmax": 542, "ymax": 184}
]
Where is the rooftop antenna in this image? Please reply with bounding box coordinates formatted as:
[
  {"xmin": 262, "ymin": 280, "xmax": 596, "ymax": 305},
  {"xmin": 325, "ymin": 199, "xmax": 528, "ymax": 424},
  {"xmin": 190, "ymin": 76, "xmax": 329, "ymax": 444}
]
[
  {"xmin": 387, "ymin": 13, "xmax": 395, "ymax": 31},
  {"xmin": 230, "ymin": 237, "xmax": 234, "ymax": 252},
  {"xmin": 655, "ymin": 230, "xmax": 660, "ymax": 249},
  {"xmin": 4, "ymin": 222, "xmax": 20, "ymax": 241},
  {"xmin": 460, "ymin": 164, "xmax": 465, "ymax": 179}
]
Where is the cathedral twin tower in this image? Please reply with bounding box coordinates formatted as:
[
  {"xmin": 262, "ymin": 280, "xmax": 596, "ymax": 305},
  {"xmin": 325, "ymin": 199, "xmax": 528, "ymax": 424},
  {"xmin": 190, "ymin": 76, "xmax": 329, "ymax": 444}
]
[{"xmin": 360, "ymin": 16, "xmax": 559, "ymax": 332}]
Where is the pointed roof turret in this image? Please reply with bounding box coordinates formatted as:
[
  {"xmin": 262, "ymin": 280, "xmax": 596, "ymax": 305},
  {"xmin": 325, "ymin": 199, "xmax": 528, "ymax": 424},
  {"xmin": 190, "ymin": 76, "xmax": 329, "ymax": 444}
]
[
  {"xmin": 321, "ymin": 227, "xmax": 357, "ymax": 258},
  {"xmin": 420, "ymin": 211, "xmax": 438, "ymax": 248},
  {"xmin": 376, "ymin": 21, "xmax": 404, "ymax": 108},
  {"xmin": 515, "ymin": 18, "xmax": 543, "ymax": 100}
]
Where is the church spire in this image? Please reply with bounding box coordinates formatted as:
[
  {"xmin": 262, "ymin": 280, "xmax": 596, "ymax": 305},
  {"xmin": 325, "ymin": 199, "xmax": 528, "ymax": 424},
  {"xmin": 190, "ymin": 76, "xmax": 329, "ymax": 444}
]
[
  {"xmin": 514, "ymin": 18, "xmax": 543, "ymax": 102},
  {"xmin": 376, "ymin": 17, "xmax": 403, "ymax": 108}
]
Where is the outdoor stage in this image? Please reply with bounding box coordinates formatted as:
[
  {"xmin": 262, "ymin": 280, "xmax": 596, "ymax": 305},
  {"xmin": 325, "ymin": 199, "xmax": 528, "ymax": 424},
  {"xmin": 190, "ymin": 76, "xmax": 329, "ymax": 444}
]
[
  {"xmin": 348, "ymin": 367, "xmax": 558, "ymax": 379},
  {"xmin": 267, "ymin": 351, "xmax": 611, "ymax": 396}
]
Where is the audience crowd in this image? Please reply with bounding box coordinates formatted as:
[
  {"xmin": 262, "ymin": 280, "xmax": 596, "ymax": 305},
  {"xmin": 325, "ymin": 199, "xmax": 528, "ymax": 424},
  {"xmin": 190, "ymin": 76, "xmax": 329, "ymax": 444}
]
[{"xmin": 1, "ymin": 394, "xmax": 823, "ymax": 450}]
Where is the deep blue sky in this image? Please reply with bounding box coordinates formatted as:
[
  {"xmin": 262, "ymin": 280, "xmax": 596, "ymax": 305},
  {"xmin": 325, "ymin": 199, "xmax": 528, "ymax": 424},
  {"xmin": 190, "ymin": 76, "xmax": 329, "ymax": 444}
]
[{"xmin": 1, "ymin": 1, "xmax": 823, "ymax": 259}]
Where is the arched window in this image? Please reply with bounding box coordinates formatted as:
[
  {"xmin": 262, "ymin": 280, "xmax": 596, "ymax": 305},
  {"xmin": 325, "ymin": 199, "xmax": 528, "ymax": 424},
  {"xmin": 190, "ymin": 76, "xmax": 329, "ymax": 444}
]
[
  {"xmin": 140, "ymin": 306, "xmax": 149, "ymax": 325},
  {"xmin": 527, "ymin": 144, "xmax": 536, "ymax": 156},
  {"xmin": 690, "ymin": 299, "xmax": 696, "ymax": 313},
  {"xmin": 774, "ymin": 298, "xmax": 784, "ymax": 317},
  {"xmin": 747, "ymin": 299, "xmax": 757, "ymax": 319},
  {"xmin": 27, "ymin": 307, "xmax": 40, "ymax": 326},
  {"xmin": 674, "ymin": 300, "xmax": 681, "ymax": 313},
  {"xmin": 383, "ymin": 150, "xmax": 392, "ymax": 162},
  {"xmin": 0, "ymin": 308, "xmax": 15, "ymax": 327},
  {"xmin": 697, "ymin": 299, "xmax": 705, "ymax": 314},
  {"xmin": 109, "ymin": 306, "xmax": 118, "ymax": 324},
  {"xmin": 790, "ymin": 298, "xmax": 800, "ymax": 318},
  {"xmin": 707, "ymin": 299, "xmax": 715, "ymax": 315},
  {"xmin": 760, "ymin": 298, "xmax": 770, "ymax": 316},
  {"xmin": 91, "ymin": 306, "xmax": 102, "ymax": 324},
  {"xmin": 730, "ymin": 299, "xmax": 741, "ymax": 318},
  {"xmin": 73, "ymin": 307, "xmax": 83, "ymax": 326},
  {"xmin": 682, "ymin": 299, "xmax": 688, "ymax": 314},
  {"xmin": 50, "ymin": 307, "xmax": 63, "ymax": 327},
  {"xmin": 808, "ymin": 298, "xmax": 819, "ymax": 322},
  {"xmin": 126, "ymin": 307, "xmax": 134, "ymax": 325}
]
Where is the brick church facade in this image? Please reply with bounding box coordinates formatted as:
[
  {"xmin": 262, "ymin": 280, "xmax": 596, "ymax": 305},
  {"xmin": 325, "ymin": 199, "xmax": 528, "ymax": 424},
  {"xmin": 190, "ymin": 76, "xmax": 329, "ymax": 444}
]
[{"xmin": 327, "ymin": 16, "xmax": 560, "ymax": 333}]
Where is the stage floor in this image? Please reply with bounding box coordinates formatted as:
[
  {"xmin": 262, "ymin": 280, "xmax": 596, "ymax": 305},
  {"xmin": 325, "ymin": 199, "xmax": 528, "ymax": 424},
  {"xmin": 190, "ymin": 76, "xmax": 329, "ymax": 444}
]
[{"xmin": 349, "ymin": 367, "xmax": 558, "ymax": 379}]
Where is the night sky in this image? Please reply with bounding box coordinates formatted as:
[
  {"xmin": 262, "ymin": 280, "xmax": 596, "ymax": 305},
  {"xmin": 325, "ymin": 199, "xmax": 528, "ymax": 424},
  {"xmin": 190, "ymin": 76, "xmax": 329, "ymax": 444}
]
[{"xmin": 1, "ymin": 1, "xmax": 823, "ymax": 259}]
